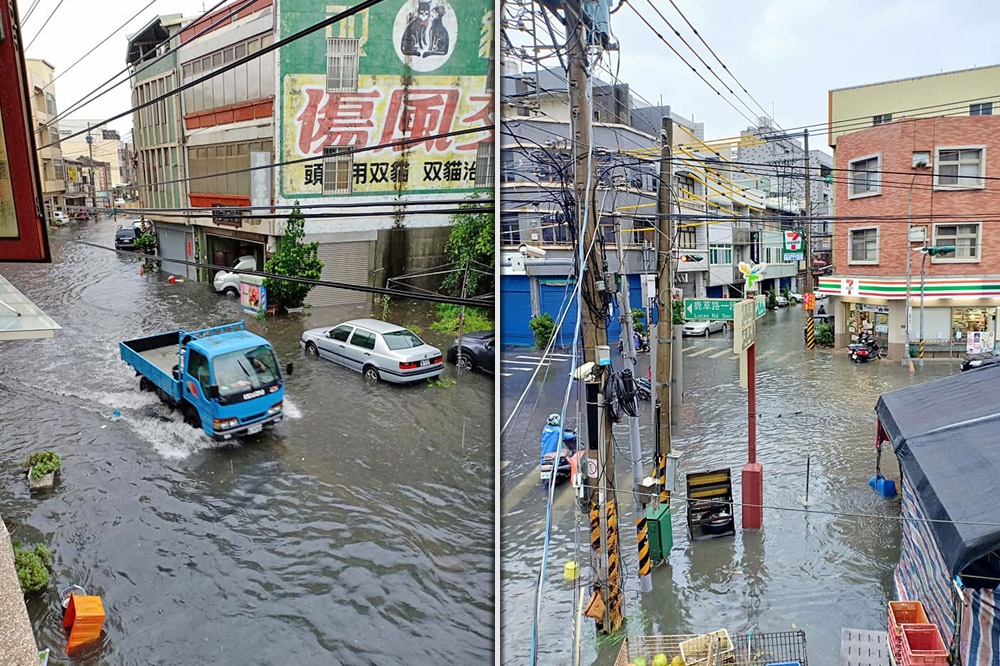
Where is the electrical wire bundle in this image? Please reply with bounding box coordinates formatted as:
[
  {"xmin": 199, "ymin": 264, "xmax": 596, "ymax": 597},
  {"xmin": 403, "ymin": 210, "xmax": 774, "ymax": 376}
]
[{"xmin": 605, "ymin": 367, "xmax": 640, "ymax": 423}]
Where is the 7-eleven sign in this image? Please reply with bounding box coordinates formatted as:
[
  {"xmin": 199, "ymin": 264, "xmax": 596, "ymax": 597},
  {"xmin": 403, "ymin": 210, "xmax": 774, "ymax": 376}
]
[{"xmin": 784, "ymin": 230, "xmax": 802, "ymax": 252}]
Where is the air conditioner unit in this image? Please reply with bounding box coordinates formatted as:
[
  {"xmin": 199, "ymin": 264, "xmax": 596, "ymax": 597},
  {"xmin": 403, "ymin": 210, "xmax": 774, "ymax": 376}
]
[{"xmin": 611, "ymin": 174, "xmax": 627, "ymax": 187}]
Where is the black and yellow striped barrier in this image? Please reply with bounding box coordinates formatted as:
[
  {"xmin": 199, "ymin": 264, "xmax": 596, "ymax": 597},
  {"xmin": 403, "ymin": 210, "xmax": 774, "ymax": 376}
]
[
  {"xmin": 635, "ymin": 513, "xmax": 651, "ymax": 577},
  {"xmin": 605, "ymin": 499, "xmax": 623, "ymax": 632},
  {"xmin": 805, "ymin": 314, "xmax": 815, "ymax": 350}
]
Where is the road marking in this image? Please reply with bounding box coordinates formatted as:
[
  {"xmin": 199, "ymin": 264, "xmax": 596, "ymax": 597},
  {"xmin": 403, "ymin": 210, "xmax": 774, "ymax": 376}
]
[
  {"xmin": 547, "ymin": 354, "xmax": 574, "ymax": 360},
  {"xmin": 771, "ymin": 351, "xmax": 796, "ymax": 364},
  {"xmin": 687, "ymin": 346, "xmax": 718, "ymax": 357},
  {"xmin": 683, "ymin": 345, "xmax": 696, "ymax": 352},
  {"xmin": 516, "ymin": 355, "xmax": 566, "ymax": 362},
  {"xmin": 503, "ymin": 359, "xmax": 550, "ymax": 366},
  {"xmin": 504, "ymin": 367, "xmax": 533, "ymax": 372},
  {"xmin": 756, "ymin": 350, "xmax": 774, "ymax": 360},
  {"xmin": 708, "ymin": 348, "xmax": 732, "ymax": 359},
  {"xmin": 501, "ymin": 372, "xmax": 513, "ymax": 377}
]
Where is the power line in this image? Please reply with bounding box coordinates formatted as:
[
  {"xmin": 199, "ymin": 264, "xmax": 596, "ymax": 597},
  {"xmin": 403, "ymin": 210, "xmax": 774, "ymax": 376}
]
[
  {"xmin": 69, "ymin": 239, "xmax": 493, "ymax": 308},
  {"xmin": 23, "ymin": 0, "xmax": 64, "ymax": 51},
  {"xmin": 38, "ymin": 0, "xmax": 389, "ymax": 150},
  {"xmin": 19, "ymin": 0, "xmax": 43, "ymax": 26}
]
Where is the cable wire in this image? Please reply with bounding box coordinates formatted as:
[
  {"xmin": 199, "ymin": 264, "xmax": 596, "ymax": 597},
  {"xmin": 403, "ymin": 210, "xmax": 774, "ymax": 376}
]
[{"xmin": 23, "ymin": 0, "xmax": 64, "ymax": 51}]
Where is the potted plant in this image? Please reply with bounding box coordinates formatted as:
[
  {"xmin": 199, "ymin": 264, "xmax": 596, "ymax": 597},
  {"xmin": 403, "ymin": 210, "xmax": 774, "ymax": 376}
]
[
  {"xmin": 24, "ymin": 451, "xmax": 61, "ymax": 491},
  {"xmin": 13, "ymin": 542, "xmax": 53, "ymax": 596}
]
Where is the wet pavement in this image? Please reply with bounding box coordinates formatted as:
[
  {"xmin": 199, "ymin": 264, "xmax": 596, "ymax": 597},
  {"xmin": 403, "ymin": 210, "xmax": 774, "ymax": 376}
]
[
  {"xmin": 500, "ymin": 304, "xmax": 959, "ymax": 666},
  {"xmin": 0, "ymin": 217, "xmax": 493, "ymax": 665}
]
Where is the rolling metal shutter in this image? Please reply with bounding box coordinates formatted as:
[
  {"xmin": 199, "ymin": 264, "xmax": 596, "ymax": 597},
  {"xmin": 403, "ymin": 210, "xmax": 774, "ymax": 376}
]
[
  {"xmin": 157, "ymin": 225, "xmax": 190, "ymax": 278},
  {"xmin": 500, "ymin": 275, "xmax": 533, "ymax": 346},
  {"xmin": 305, "ymin": 241, "xmax": 372, "ymax": 307},
  {"xmin": 540, "ymin": 280, "xmax": 580, "ymax": 347}
]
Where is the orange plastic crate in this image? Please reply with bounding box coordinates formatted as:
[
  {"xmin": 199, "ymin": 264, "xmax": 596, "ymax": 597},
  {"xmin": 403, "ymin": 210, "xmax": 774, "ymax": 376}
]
[
  {"xmin": 889, "ymin": 601, "xmax": 929, "ymax": 639},
  {"xmin": 900, "ymin": 623, "xmax": 948, "ymax": 666}
]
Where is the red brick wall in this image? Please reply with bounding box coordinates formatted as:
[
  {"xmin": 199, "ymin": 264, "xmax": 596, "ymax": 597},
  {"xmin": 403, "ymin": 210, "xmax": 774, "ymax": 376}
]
[
  {"xmin": 833, "ymin": 116, "xmax": 1000, "ymax": 277},
  {"xmin": 180, "ymin": 0, "xmax": 273, "ymax": 44}
]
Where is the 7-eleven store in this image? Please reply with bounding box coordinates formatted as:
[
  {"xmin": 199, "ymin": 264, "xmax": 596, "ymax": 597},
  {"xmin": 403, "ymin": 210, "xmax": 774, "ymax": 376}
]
[{"xmin": 818, "ymin": 277, "xmax": 1000, "ymax": 359}]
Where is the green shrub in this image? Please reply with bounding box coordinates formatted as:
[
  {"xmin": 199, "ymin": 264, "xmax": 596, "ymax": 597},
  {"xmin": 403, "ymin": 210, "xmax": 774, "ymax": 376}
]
[
  {"xmin": 815, "ymin": 322, "xmax": 834, "ymax": 347},
  {"xmin": 133, "ymin": 232, "xmax": 157, "ymax": 254},
  {"xmin": 767, "ymin": 287, "xmax": 777, "ymax": 309},
  {"xmin": 529, "ymin": 313, "xmax": 555, "ymax": 349},
  {"xmin": 24, "ymin": 451, "xmax": 61, "ymax": 480},
  {"xmin": 672, "ymin": 300, "xmax": 684, "ymax": 325},
  {"xmin": 631, "ymin": 308, "xmax": 647, "ymax": 334},
  {"xmin": 430, "ymin": 304, "xmax": 493, "ymax": 335},
  {"xmin": 13, "ymin": 543, "xmax": 52, "ymax": 596}
]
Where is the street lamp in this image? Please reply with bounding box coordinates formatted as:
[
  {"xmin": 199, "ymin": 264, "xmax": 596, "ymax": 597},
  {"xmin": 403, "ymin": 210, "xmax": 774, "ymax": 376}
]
[
  {"xmin": 904, "ymin": 157, "xmax": 929, "ymax": 366},
  {"xmin": 916, "ymin": 244, "xmax": 955, "ymax": 366}
]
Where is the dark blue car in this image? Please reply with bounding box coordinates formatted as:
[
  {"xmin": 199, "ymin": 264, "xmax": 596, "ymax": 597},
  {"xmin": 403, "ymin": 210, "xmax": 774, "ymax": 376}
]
[{"xmin": 447, "ymin": 330, "xmax": 494, "ymax": 376}]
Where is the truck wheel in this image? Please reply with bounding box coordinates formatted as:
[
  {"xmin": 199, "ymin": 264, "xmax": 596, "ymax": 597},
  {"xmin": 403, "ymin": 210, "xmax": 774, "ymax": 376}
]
[
  {"xmin": 363, "ymin": 365, "xmax": 380, "ymax": 382},
  {"xmin": 139, "ymin": 377, "xmax": 153, "ymax": 392},
  {"xmin": 182, "ymin": 405, "xmax": 201, "ymax": 429}
]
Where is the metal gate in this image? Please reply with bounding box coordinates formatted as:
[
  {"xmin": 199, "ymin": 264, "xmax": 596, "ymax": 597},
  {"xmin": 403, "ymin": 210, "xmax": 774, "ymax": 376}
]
[
  {"xmin": 157, "ymin": 225, "xmax": 190, "ymax": 278},
  {"xmin": 500, "ymin": 275, "xmax": 532, "ymax": 346},
  {"xmin": 305, "ymin": 241, "xmax": 372, "ymax": 307},
  {"xmin": 539, "ymin": 280, "xmax": 579, "ymax": 347}
]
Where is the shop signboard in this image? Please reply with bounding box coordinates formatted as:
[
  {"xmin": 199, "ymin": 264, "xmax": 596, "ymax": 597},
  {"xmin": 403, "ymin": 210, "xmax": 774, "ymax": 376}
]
[
  {"xmin": 278, "ymin": 0, "xmax": 494, "ymax": 199},
  {"xmin": 782, "ymin": 229, "xmax": 804, "ymax": 262},
  {"xmin": 241, "ymin": 275, "xmax": 267, "ymax": 315},
  {"xmin": 803, "ymin": 292, "xmax": 815, "ymax": 311},
  {"xmin": 738, "ymin": 261, "xmax": 764, "ymax": 294},
  {"xmin": 967, "ymin": 331, "xmax": 995, "ymax": 355}
]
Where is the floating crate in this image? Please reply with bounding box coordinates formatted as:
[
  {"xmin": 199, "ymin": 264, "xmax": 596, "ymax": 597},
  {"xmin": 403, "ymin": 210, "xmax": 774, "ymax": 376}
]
[
  {"xmin": 681, "ymin": 630, "xmax": 734, "ymax": 666},
  {"xmin": 613, "ymin": 634, "xmax": 698, "ymax": 666},
  {"xmin": 900, "ymin": 624, "xmax": 948, "ymax": 666},
  {"xmin": 889, "ymin": 601, "xmax": 928, "ymax": 643},
  {"xmin": 614, "ymin": 631, "xmax": 809, "ymax": 666}
]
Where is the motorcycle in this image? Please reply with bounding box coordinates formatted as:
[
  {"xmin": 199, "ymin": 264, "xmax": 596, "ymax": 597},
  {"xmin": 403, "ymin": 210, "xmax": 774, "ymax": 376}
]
[
  {"xmin": 848, "ymin": 333, "xmax": 881, "ymax": 363},
  {"xmin": 540, "ymin": 428, "xmax": 581, "ymax": 487},
  {"xmin": 618, "ymin": 331, "xmax": 650, "ymax": 355}
]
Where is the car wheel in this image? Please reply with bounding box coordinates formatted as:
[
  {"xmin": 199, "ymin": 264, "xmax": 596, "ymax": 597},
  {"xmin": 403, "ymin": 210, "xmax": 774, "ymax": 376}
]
[
  {"xmin": 457, "ymin": 353, "xmax": 475, "ymax": 371},
  {"xmin": 305, "ymin": 342, "xmax": 318, "ymax": 356},
  {"xmin": 363, "ymin": 365, "xmax": 380, "ymax": 382},
  {"xmin": 722, "ymin": 323, "xmax": 729, "ymax": 333},
  {"xmin": 704, "ymin": 328, "xmax": 710, "ymax": 338},
  {"xmin": 224, "ymin": 287, "xmax": 239, "ymax": 298}
]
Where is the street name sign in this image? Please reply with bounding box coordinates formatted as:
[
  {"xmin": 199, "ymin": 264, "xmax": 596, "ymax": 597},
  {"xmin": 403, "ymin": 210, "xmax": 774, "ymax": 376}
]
[
  {"xmin": 734, "ymin": 299, "xmax": 756, "ymax": 354},
  {"xmin": 684, "ymin": 298, "xmax": 735, "ymax": 321},
  {"xmin": 755, "ymin": 295, "xmax": 766, "ymax": 319}
]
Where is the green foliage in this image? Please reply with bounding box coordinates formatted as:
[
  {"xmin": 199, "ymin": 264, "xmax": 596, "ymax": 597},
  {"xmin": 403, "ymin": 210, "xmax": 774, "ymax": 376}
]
[
  {"xmin": 13, "ymin": 543, "xmax": 52, "ymax": 596},
  {"xmin": 631, "ymin": 308, "xmax": 647, "ymax": 334},
  {"xmin": 430, "ymin": 303, "xmax": 494, "ymax": 335},
  {"xmin": 380, "ymin": 295, "xmax": 391, "ymax": 321},
  {"xmin": 24, "ymin": 451, "xmax": 60, "ymax": 480},
  {"xmin": 782, "ymin": 287, "xmax": 790, "ymax": 301},
  {"xmin": 264, "ymin": 203, "xmax": 324, "ymax": 310},
  {"xmin": 767, "ymin": 286, "xmax": 777, "ymax": 309},
  {"xmin": 529, "ymin": 313, "xmax": 555, "ymax": 349},
  {"xmin": 406, "ymin": 323, "xmax": 425, "ymax": 336},
  {"xmin": 672, "ymin": 300, "xmax": 684, "ymax": 325},
  {"xmin": 441, "ymin": 195, "xmax": 494, "ymax": 295},
  {"xmin": 133, "ymin": 232, "xmax": 157, "ymax": 254},
  {"xmin": 815, "ymin": 321, "xmax": 834, "ymax": 347},
  {"xmin": 428, "ymin": 377, "xmax": 457, "ymax": 388}
]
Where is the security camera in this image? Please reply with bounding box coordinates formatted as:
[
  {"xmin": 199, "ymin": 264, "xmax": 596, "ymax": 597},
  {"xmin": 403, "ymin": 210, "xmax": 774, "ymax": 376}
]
[{"xmin": 519, "ymin": 244, "xmax": 547, "ymax": 258}]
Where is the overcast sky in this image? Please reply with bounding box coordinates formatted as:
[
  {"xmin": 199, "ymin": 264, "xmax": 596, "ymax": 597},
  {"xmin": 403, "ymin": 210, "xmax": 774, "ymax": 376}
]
[
  {"xmin": 602, "ymin": 0, "xmax": 1000, "ymax": 152},
  {"xmin": 20, "ymin": 0, "xmax": 208, "ymax": 138}
]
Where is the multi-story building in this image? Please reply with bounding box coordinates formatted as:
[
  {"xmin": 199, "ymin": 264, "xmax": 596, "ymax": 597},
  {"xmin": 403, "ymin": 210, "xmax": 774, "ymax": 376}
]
[
  {"xmin": 823, "ymin": 66, "xmax": 1000, "ymax": 359},
  {"xmin": 64, "ymin": 156, "xmax": 112, "ymax": 210},
  {"xmin": 57, "ymin": 122, "xmax": 132, "ymax": 200},
  {"xmin": 275, "ymin": 0, "xmax": 494, "ymax": 308},
  {"xmin": 24, "ymin": 59, "xmax": 66, "ymax": 223},
  {"xmin": 127, "ymin": 14, "xmax": 193, "ymax": 277}
]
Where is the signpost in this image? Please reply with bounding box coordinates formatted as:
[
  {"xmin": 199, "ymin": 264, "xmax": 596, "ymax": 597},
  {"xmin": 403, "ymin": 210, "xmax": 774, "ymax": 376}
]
[
  {"xmin": 684, "ymin": 298, "xmax": 735, "ymax": 321},
  {"xmin": 754, "ymin": 294, "xmax": 766, "ymax": 319},
  {"xmin": 734, "ymin": 297, "xmax": 763, "ymax": 530},
  {"xmin": 803, "ymin": 292, "xmax": 815, "ymax": 312}
]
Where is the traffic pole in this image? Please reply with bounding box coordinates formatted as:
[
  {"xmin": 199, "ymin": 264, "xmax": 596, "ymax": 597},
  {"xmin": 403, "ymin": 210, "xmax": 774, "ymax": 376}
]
[{"xmin": 740, "ymin": 300, "xmax": 763, "ymax": 529}]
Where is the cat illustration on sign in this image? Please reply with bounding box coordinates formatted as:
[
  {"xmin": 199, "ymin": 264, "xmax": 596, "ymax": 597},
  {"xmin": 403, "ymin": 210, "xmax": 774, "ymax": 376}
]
[
  {"xmin": 401, "ymin": 1, "xmax": 450, "ymax": 57},
  {"xmin": 738, "ymin": 262, "xmax": 765, "ymax": 292}
]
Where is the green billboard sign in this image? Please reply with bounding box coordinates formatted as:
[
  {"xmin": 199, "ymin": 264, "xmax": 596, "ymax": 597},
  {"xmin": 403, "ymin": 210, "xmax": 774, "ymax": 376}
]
[{"xmin": 278, "ymin": 0, "xmax": 493, "ymax": 199}]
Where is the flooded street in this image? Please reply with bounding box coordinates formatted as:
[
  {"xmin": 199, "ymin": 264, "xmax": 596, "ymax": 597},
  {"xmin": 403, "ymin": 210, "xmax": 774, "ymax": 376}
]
[
  {"xmin": 0, "ymin": 217, "xmax": 493, "ymax": 665},
  {"xmin": 500, "ymin": 305, "xmax": 958, "ymax": 665}
]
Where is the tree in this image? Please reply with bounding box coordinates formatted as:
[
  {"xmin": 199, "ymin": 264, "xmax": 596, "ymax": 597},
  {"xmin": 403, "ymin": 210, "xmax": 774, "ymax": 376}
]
[
  {"xmin": 264, "ymin": 202, "xmax": 324, "ymax": 310},
  {"xmin": 442, "ymin": 194, "xmax": 493, "ymax": 295}
]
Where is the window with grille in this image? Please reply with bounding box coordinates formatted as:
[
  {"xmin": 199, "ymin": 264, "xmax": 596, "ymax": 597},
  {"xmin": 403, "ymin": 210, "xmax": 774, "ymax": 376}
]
[
  {"xmin": 971, "ymin": 102, "xmax": 993, "ymax": 116},
  {"xmin": 500, "ymin": 214, "xmax": 519, "ymax": 246},
  {"xmin": 53, "ymin": 159, "xmax": 64, "ymax": 181},
  {"xmin": 936, "ymin": 148, "xmax": 984, "ymax": 189},
  {"xmin": 674, "ymin": 173, "xmax": 697, "ymax": 200},
  {"xmin": 933, "ymin": 223, "xmax": 980, "ymax": 261},
  {"xmin": 677, "ymin": 225, "xmax": 697, "ymax": 249},
  {"xmin": 848, "ymin": 155, "xmax": 880, "ymax": 197},
  {"xmin": 873, "ymin": 113, "xmax": 892, "ymax": 125},
  {"xmin": 475, "ymin": 142, "xmax": 494, "ymax": 188},
  {"xmin": 849, "ymin": 227, "xmax": 879, "ymax": 264},
  {"xmin": 323, "ymin": 146, "xmax": 353, "ymax": 195},
  {"xmin": 48, "ymin": 125, "xmax": 59, "ymax": 148},
  {"xmin": 326, "ymin": 38, "xmax": 359, "ymax": 92},
  {"xmin": 45, "ymin": 92, "xmax": 56, "ymax": 116}
]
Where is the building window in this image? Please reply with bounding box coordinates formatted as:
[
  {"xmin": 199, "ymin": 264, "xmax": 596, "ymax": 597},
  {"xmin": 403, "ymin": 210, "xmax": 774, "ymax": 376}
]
[
  {"xmin": 48, "ymin": 125, "xmax": 59, "ymax": 148},
  {"xmin": 935, "ymin": 147, "xmax": 984, "ymax": 189},
  {"xmin": 674, "ymin": 173, "xmax": 697, "ymax": 200},
  {"xmin": 44, "ymin": 92, "xmax": 56, "ymax": 116},
  {"xmin": 53, "ymin": 159, "xmax": 64, "ymax": 181},
  {"xmin": 848, "ymin": 227, "xmax": 879, "ymax": 264},
  {"xmin": 322, "ymin": 147, "xmax": 352, "ymax": 195},
  {"xmin": 971, "ymin": 102, "xmax": 993, "ymax": 116},
  {"xmin": 326, "ymin": 38, "xmax": 359, "ymax": 92},
  {"xmin": 475, "ymin": 142, "xmax": 494, "ymax": 188},
  {"xmin": 709, "ymin": 244, "xmax": 732, "ymax": 265},
  {"xmin": 873, "ymin": 113, "xmax": 892, "ymax": 125},
  {"xmin": 677, "ymin": 224, "xmax": 697, "ymax": 249},
  {"xmin": 500, "ymin": 213, "xmax": 519, "ymax": 246},
  {"xmin": 932, "ymin": 222, "xmax": 980, "ymax": 261},
  {"xmin": 848, "ymin": 154, "xmax": 880, "ymax": 198}
]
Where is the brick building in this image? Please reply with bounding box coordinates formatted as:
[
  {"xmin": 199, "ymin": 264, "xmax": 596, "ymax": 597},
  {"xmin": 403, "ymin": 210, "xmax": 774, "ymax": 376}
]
[{"xmin": 819, "ymin": 115, "xmax": 1000, "ymax": 359}]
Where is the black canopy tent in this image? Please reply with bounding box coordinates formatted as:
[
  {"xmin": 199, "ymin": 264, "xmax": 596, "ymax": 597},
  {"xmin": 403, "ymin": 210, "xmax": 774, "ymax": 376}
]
[{"xmin": 876, "ymin": 364, "xmax": 1000, "ymax": 585}]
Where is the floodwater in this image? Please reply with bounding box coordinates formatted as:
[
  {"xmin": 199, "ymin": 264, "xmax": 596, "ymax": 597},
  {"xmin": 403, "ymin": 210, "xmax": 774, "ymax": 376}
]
[
  {"xmin": 0, "ymin": 217, "xmax": 494, "ymax": 665},
  {"xmin": 500, "ymin": 304, "xmax": 957, "ymax": 665}
]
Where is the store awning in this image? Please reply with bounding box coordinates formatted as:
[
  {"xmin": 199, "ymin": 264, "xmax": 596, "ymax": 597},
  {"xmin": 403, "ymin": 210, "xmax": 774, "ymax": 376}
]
[{"xmin": 0, "ymin": 273, "xmax": 60, "ymax": 340}]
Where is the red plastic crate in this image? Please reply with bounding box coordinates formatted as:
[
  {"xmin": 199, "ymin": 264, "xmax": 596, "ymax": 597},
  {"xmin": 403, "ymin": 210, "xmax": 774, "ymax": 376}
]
[
  {"xmin": 900, "ymin": 623, "xmax": 948, "ymax": 666},
  {"xmin": 889, "ymin": 601, "xmax": 929, "ymax": 640}
]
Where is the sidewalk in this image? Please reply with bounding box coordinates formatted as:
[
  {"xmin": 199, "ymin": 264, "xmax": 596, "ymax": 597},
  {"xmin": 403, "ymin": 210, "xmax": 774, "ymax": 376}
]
[{"xmin": 0, "ymin": 515, "xmax": 39, "ymax": 666}]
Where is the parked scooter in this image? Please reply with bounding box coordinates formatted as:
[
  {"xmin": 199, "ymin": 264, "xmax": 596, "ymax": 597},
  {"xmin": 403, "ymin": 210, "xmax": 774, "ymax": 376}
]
[
  {"xmin": 540, "ymin": 414, "xmax": 580, "ymax": 487},
  {"xmin": 848, "ymin": 333, "xmax": 881, "ymax": 363},
  {"xmin": 618, "ymin": 331, "xmax": 650, "ymax": 355}
]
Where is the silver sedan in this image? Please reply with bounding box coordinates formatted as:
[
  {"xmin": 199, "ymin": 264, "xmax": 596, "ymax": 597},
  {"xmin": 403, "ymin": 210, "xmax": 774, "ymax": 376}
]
[
  {"xmin": 299, "ymin": 318, "xmax": 443, "ymax": 384},
  {"xmin": 682, "ymin": 320, "xmax": 728, "ymax": 337}
]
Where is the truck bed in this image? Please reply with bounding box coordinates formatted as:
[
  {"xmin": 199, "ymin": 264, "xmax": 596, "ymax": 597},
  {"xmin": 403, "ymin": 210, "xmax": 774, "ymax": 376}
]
[
  {"xmin": 120, "ymin": 331, "xmax": 183, "ymax": 401},
  {"xmin": 137, "ymin": 345, "xmax": 180, "ymax": 376}
]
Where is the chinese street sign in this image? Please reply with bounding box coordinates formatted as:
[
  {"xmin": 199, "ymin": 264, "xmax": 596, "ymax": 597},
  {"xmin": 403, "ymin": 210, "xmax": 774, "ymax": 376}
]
[
  {"xmin": 733, "ymin": 299, "xmax": 756, "ymax": 354},
  {"xmin": 278, "ymin": 0, "xmax": 494, "ymax": 198},
  {"xmin": 755, "ymin": 294, "xmax": 766, "ymax": 319},
  {"xmin": 803, "ymin": 292, "xmax": 815, "ymax": 311},
  {"xmin": 782, "ymin": 229, "xmax": 804, "ymax": 262},
  {"xmin": 684, "ymin": 298, "xmax": 735, "ymax": 321}
]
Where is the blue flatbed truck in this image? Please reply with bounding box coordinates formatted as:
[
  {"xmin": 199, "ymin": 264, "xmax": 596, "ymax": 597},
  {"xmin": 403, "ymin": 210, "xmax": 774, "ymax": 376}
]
[{"xmin": 120, "ymin": 322, "xmax": 285, "ymax": 440}]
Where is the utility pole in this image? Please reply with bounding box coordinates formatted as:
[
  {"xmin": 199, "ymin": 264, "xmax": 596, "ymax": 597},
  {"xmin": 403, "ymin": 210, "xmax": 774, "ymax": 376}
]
[
  {"xmin": 86, "ymin": 125, "xmax": 97, "ymax": 211},
  {"xmin": 615, "ymin": 219, "xmax": 652, "ymax": 594},
  {"xmin": 803, "ymin": 128, "xmax": 815, "ymax": 350},
  {"xmin": 654, "ymin": 116, "xmax": 674, "ymax": 506},
  {"xmin": 567, "ymin": 0, "xmax": 622, "ymax": 635}
]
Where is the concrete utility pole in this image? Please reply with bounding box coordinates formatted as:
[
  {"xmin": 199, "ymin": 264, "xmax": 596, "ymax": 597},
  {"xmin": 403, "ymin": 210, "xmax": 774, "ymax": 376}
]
[
  {"xmin": 615, "ymin": 220, "xmax": 652, "ymax": 594},
  {"xmin": 86, "ymin": 125, "xmax": 97, "ymax": 211},
  {"xmin": 803, "ymin": 128, "xmax": 815, "ymax": 351},
  {"xmin": 654, "ymin": 116, "xmax": 674, "ymax": 504},
  {"xmin": 567, "ymin": 0, "xmax": 623, "ymax": 635}
]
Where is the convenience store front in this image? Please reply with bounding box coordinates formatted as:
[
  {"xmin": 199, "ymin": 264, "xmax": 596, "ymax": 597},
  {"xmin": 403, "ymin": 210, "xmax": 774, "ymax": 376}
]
[{"xmin": 819, "ymin": 276, "xmax": 1000, "ymax": 360}]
